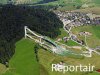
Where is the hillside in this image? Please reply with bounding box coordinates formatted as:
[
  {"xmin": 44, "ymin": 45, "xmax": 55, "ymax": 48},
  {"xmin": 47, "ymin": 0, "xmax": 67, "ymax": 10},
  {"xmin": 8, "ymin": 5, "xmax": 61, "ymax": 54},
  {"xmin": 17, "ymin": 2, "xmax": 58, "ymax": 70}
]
[
  {"xmin": 0, "ymin": 4, "xmax": 62, "ymax": 64},
  {"xmin": 38, "ymin": 25, "xmax": 100, "ymax": 75},
  {"xmin": 0, "ymin": 0, "xmax": 100, "ymax": 11},
  {"xmin": 0, "ymin": 0, "xmax": 100, "ymax": 75},
  {"xmin": 1, "ymin": 0, "xmax": 100, "ymax": 5},
  {"xmin": 3, "ymin": 39, "xmax": 40, "ymax": 75},
  {"xmin": 1, "ymin": 0, "xmax": 100, "ymax": 11}
]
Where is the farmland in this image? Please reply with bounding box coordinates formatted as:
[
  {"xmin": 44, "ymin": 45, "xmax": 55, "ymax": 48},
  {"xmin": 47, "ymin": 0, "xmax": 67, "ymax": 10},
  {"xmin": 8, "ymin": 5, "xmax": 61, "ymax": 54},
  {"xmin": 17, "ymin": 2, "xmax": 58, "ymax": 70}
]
[
  {"xmin": 3, "ymin": 39, "xmax": 40, "ymax": 75},
  {"xmin": 0, "ymin": 0, "xmax": 100, "ymax": 75},
  {"xmin": 1, "ymin": 25, "xmax": 100, "ymax": 75},
  {"xmin": 72, "ymin": 26, "xmax": 100, "ymax": 48}
]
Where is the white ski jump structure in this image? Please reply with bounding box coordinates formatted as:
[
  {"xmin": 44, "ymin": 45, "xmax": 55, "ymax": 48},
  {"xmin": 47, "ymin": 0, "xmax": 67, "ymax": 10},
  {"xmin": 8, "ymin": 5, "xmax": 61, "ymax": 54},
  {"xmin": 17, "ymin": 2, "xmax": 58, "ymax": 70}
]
[
  {"xmin": 24, "ymin": 25, "xmax": 100, "ymax": 58},
  {"xmin": 24, "ymin": 26, "xmax": 84, "ymax": 58},
  {"xmin": 24, "ymin": 26, "xmax": 64, "ymax": 54}
]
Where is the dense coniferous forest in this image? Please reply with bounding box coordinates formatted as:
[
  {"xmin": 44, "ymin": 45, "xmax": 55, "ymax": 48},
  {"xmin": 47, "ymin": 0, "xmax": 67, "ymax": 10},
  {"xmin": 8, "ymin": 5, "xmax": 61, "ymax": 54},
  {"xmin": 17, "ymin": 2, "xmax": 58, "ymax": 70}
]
[{"xmin": 0, "ymin": 4, "xmax": 63, "ymax": 65}]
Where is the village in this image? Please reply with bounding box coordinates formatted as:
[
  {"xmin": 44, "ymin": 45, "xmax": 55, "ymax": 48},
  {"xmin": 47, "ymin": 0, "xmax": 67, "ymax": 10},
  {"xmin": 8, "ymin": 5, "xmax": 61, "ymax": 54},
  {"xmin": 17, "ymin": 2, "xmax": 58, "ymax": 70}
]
[
  {"xmin": 54, "ymin": 11, "xmax": 100, "ymax": 57},
  {"xmin": 54, "ymin": 11, "xmax": 100, "ymax": 27}
]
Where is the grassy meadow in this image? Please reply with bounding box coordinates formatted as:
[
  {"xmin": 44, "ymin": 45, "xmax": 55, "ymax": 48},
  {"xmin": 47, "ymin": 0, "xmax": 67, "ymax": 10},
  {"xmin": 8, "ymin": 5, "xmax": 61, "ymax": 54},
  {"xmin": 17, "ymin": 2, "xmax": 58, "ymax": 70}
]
[
  {"xmin": 2, "ymin": 39, "xmax": 40, "ymax": 75},
  {"xmin": 72, "ymin": 26, "xmax": 100, "ymax": 48},
  {"xmin": 0, "ymin": 25, "xmax": 100, "ymax": 75}
]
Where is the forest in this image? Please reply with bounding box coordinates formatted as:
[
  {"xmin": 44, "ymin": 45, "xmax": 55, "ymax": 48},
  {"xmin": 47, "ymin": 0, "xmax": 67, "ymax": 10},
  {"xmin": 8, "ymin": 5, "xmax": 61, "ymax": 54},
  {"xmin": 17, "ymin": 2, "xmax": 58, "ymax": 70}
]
[{"xmin": 0, "ymin": 4, "xmax": 63, "ymax": 65}]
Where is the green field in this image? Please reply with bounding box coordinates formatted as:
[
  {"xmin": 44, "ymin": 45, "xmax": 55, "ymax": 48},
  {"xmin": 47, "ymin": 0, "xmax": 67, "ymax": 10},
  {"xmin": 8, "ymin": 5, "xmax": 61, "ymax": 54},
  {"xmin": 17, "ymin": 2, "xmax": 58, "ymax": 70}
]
[
  {"xmin": 65, "ymin": 40, "xmax": 80, "ymax": 46},
  {"xmin": 1, "ymin": 0, "xmax": 100, "ymax": 5},
  {"xmin": 72, "ymin": 26, "xmax": 100, "ymax": 48},
  {"xmin": 0, "ymin": 64, "xmax": 6, "ymax": 75},
  {"xmin": 1, "ymin": 0, "xmax": 100, "ymax": 12},
  {"xmin": 38, "ymin": 25, "xmax": 100, "ymax": 75},
  {"xmin": 0, "ymin": 0, "xmax": 8, "ymax": 4},
  {"xmin": 38, "ymin": 48, "xmax": 100, "ymax": 75},
  {"xmin": 0, "ymin": 0, "xmax": 41, "ymax": 4},
  {"xmin": 3, "ymin": 39, "xmax": 40, "ymax": 75},
  {"xmin": 0, "ymin": 25, "xmax": 100, "ymax": 75},
  {"xmin": 56, "ymin": 28, "xmax": 69, "ymax": 39}
]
